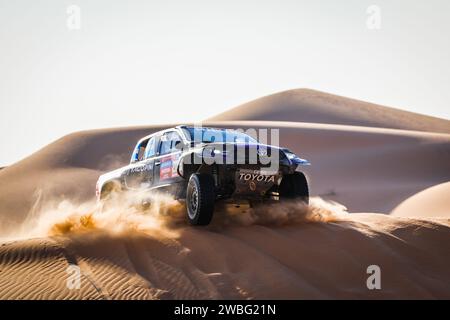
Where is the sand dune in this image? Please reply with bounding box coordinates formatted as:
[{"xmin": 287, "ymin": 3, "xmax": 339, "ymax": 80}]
[
  {"xmin": 1, "ymin": 89, "xmax": 449, "ymax": 299},
  {"xmin": 208, "ymin": 89, "xmax": 450, "ymax": 134},
  {"xmin": 1, "ymin": 121, "xmax": 448, "ymax": 231},
  {"xmin": 0, "ymin": 125, "xmax": 169, "ymax": 229},
  {"xmin": 1, "ymin": 197, "xmax": 449, "ymax": 300},
  {"xmin": 391, "ymin": 182, "xmax": 450, "ymax": 218}
]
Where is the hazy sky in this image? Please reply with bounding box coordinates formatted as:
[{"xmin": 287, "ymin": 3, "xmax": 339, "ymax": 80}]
[{"xmin": 1, "ymin": 0, "xmax": 449, "ymax": 166}]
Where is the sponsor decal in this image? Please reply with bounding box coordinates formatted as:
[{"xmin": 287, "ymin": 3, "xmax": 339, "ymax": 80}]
[
  {"xmin": 160, "ymin": 156, "xmax": 173, "ymax": 180},
  {"xmin": 128, "ymin": 162, "xmax": 153, "ymax": 174},
  {"xmin": 159, "ymin": 154, "xmax": 181, "ymax": 180},
  {"xmin": 238, "ymin": 172, "xmax": 275, "ymax": 183}
]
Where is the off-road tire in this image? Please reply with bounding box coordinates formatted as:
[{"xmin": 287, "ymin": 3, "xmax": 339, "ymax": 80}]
[
  {"xmin": 186, "ymin": 173, "xmax": 215, "ymax": 225},
  {"xmin": 279, "ymin": 172, "xmax": 309, "ymax": 204}
]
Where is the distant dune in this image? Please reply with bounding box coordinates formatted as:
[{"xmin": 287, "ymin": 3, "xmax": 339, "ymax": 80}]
[
  {"xmin": 0, "ymin": 125, "xmax": 169, "ymax": 229},
  {"xmin": 0, "ymin": 89, "xmax": 449, "ymax": 299},
  {"xmin": 392, "ymin": 182, "xmax": 450, "ymax": 218},
  {"xmin": 208, "ymin": 89, "xmax": 450, "ymax": 134}
]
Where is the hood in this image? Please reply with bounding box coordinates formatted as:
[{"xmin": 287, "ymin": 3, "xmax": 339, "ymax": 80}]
[{"xmin": 190, "ymin": 142, "xmax": 310, "ymax": 166}]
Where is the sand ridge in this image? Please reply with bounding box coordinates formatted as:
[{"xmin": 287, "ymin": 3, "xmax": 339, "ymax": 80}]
[{"xmin": 0, "ymin": 198, "xmax": 449, "ymax": 299}]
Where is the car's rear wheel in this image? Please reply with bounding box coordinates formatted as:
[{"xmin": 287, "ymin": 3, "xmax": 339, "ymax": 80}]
[
  {"xmin": 186, "ymin": 173, "xmax": 215, "ymax": 225},
  {"xmin": 279, "ymin": 172, "xmax": 309, "ymax": 204}
]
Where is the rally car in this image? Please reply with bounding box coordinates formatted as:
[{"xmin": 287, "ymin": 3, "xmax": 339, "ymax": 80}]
[{"xmin": 96, "ymin": 125, "xmax": 310, "ymax": 225}]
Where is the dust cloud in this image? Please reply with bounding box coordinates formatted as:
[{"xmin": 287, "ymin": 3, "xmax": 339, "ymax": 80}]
[{"xmin": 3, "ymin": 190, "xmax": 347, "ymax": 241}]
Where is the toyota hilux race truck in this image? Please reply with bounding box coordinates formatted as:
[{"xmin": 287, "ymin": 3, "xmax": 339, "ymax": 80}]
[{"xmin": 96, "ymin": 125, "xmax": 310, "ymax": 225}]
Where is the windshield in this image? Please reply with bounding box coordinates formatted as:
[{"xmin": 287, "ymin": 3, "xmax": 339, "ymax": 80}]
[{"xmin": 184, "ymin": 127, "xmax": 258, "ymax": 144}]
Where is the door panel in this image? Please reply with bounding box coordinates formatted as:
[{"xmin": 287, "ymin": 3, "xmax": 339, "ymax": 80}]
[
  {"xmin": 124, "ymin": 159, "xmax": 154, "ymax": 190},
  {"xmin": 124, "ymin": 136, "xmax": 157, "ymax": 190}
]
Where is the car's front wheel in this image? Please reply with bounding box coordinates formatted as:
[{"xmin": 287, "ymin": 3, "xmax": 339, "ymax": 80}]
[
  {"xmin": 99, "ymin": 181, "xmax": 122, "ymax": 212},
  {"xmin": 186, "ymin": 173, "xmax": 215, "ymax": 225},
  {"xmin": 279, "ymin": 172, "xmax": 309, "ymax": 204}
]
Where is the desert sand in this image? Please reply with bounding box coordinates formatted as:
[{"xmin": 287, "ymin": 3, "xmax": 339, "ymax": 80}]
[{"xmin": 0, "ymin": 89, "xmax": 449, "ymax": 299}]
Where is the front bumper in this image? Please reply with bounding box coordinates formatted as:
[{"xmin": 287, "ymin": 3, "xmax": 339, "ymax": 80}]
[{"xmin": 233, "ymin": 168, "xmax": 279, "ymax": 197}]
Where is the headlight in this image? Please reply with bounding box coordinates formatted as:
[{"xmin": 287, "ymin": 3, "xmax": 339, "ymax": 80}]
[
  {"xmin": 213, "ymin": 149, "xmax": 227, "ymax": 155},
  {"xmin": 284, "ymin": 151, "xmax": 297, "ymax": 159}
]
